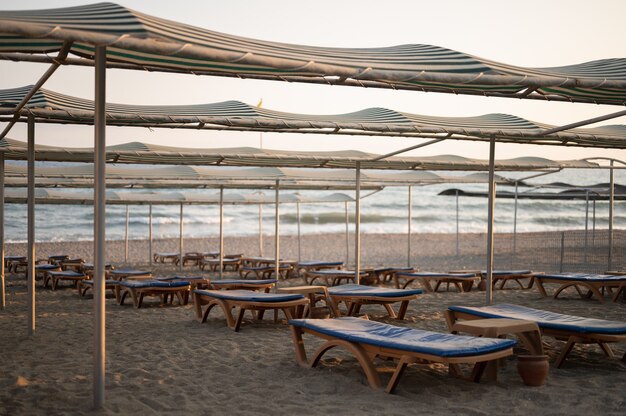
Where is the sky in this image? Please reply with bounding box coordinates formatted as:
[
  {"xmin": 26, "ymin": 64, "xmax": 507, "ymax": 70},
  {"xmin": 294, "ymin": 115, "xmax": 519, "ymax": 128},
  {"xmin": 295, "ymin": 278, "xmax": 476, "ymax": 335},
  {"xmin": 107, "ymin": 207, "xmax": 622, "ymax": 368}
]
[{"xmin": 1, "ymin": 0, "xmax": 626, "ymax": 164}]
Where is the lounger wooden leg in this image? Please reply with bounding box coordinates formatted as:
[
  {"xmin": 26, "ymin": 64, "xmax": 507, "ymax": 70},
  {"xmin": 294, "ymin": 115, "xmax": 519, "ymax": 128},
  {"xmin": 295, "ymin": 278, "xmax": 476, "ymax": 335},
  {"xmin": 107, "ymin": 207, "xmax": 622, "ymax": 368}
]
[
  {"xmin": 383, "ymin": 304, "xmax": 396, "ymax": 319},
  {"xmin": 201, "ymin": 303, "xmax": 217, "ymax": 323},
  {"xmin": 397, "ymin": 301, "xmax": 409, "ymax": 320},
  {"xmin": 386, "ymin": 356, "xmax": 412, "ymax": 394},
  {"xmin": 233, "ymin": 308, "xmax": 246, "ymax": 332},
  {"xmin": 524, "ymin": 276, "xmax": 535, "ymax": 289},
  {"xmin": 498, "ymin": 279, "xmax": 506, "ymax": 290},
  {"xmin": 535, "ymin": 280, "xmax": 549, "ymax": 297},
  {"xmin": 433, "ymin": 281, "xmax": 442, "ymax": 292},
  {"xmin": 555, "ymin": 336, "xmax": 580, "ymax": 368},
  {"xmin": 598, "ymin": 342, "xmax": 614, "ymax": 358},
  {"xmin": 310, "ymin": 339, "xmax": 382, "ymax": 390},
  {"xmin": 444, "ymin": 310, "xmax": 458, "ymax": 331},
  {"xmin": 135, "ymin": 291, "xmax": 143, "ymax": 308},
  {"xmin": 470, "ymin": 361, "xmax": 487, "ymax": 382},
  {"xmin": 453, "ymin": 282, "xmax": 462, "ymax": 292},
  {"xmin": 393, "ymin": 276, "xmax": 401, "ymax": 289},
  {"xmin": 290, "ymin": 326, "xmax": 310, "ymax": 367}
]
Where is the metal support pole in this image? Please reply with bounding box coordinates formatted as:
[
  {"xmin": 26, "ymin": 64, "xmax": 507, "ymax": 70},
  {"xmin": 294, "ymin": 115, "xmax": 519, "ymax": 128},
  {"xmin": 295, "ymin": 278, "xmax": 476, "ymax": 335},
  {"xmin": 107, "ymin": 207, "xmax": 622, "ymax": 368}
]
[
  {"xmin": 485, "ymin": 137, "xmax": 496, "ymax": 305},
  {"xmin": 179, "ymin": 204, "xmax": 184, "ymax": 272},
  {"xmin": 407, "ymin": 186, "xmax": 412, "ymax": 267},
  {"xmin": 296, "ymin": 201, "xmax": 301, "ymax": 264},
  {"xmin": 560, "ymin": 232, "xmax": 565, "ymax": 273},
  {"xmin": 608, "ymin": 161, "xmax": 614, "ymax": 270},
  {"xmin": 27, "ymin": 115, "xmax": 35, "ymax": 334},
  {"xmin": 593, "ymin": 200, "xmax": 596, "ymax": 247},
  {"xmin": 219, "ymin": 187, "xmax": 224, "ymax": 279},
  {"xmin": 513, "ymin": 181, "xmax": 519, "ymax": 257},
  {"xmin": 259, "ymin": 203, "xmax": 263, "ymax": 257},
  {"xmin": 355, "ymin": 162, "xmax": 361, "ymax": 285},
  {"xmin": 344, "ymin": 201, "xmax": 350, "ymax": 266},
  {"xmin": 124, "ymin": 205, "xmax": 129, "ymax": 264},
  {"xmin": 274, "ymin": 180, "xmax": 280, "ymax": 287},
  {"xmin": 456, "ymin": 189, "xmax": 460, "ymax": 256},
  {"xmin": 148, "ymin": 204, "xmax": 153, "ymax": 266},
  {"xmin": 0, "ymin": 152, "xmax": 4, "ymax": 309},
  {"xmin": 93, "ymin": 45, "xmax": 107, "ymax": 409},
  {"xmin": 584, "ymin": 191, "xmax": 589, "ymax": 264}
]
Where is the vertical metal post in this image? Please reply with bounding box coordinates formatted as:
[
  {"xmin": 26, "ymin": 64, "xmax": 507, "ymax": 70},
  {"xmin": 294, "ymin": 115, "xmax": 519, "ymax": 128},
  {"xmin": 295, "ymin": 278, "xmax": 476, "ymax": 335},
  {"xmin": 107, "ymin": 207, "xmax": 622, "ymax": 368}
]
[
  {"xmin": 344, "ymin": 201, "xmax": 349, "ymax": 266},
  {"xmin": 274, "ymin": 180, "xmax": 280, "ymax": 287},
  {"xmin": 179, "ymin": 204, "xmax": 184, "ymax": 272},
  {"xmin": 513, "ymin": 181, "xmax": 518, "ymax": 257},
  {"xmin": 593, "ymin": 200, "xmax": 596, "ymax": 247},
  {"xmin": 355, "ymin": 162, "xmax": 361, "ymax": 285},
  {"xmin": 608, "ymin": 161, "xmax": 614, "ymax": 270},
  {"xmin": 407, "ymin": 186, "xmax": 412, "ymax": 267},
  {"xmin": 148, "ymin": 204, "xmax": 153, "ymax": 266},
  {"xmin": 93, "ymin": 45, "xmax": 107, "ymax": 409},
  {"xmin": 259, "ymin": 203, "xmax": 263, "ymax": 257},
  {"xmin": 27, "ymin": 115, "xmax": 35, "ymax": 334},
  {"xmin": 559, "ymin": 232, "xmax": 565, "ymax": 273},
  {"xmin": 584, "ymin": 191, "xmax": 589, "ymax": 264},
  {"xmin": 456, "ymin": 189, "xmax": 460, "ymax": 256},
  {"xmin": 219, "ymin": 187, "xmax": 224, "ymax": 279},
  {"xmin": 0, "ymin": 152, "xmax": 4, "ymax": 309},
  {"xmin": 485, "ymin": 137, "xmax": 496, "ymax": 305},
  {"xmin": 124, "ymin": 205, "xmax": 129, "ymax": 263},
  {"xmin": 296, "ymin": 201, "xmax": 301, "ymax": 264}
]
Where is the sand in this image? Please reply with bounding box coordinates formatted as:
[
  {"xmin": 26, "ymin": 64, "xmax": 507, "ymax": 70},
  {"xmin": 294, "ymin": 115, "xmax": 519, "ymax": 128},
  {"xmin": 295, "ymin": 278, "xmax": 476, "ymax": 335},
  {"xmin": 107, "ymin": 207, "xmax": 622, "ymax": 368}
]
[{"xmin": 0, "ymin": 233, "xmax": 624, "ymax": 415}]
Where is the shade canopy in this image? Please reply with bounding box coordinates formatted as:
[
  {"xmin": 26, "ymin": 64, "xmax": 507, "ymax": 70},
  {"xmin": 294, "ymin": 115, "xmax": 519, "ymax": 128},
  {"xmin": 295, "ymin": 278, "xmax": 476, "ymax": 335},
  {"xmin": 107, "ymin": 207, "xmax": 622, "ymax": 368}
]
[
  {"xmin": 0, "ymin": 138, "xmax": 599, "ymax": 171},
  {"xmin": 1, "ymin": 87, "xmax": 625, "ymax": 147},
  {"xmin": 3, "ymin": 188, "xmax": 354, "ymax": 205},
  {"xmin": 0, "ymin": 3, "xmax": 625, "ymax": 106},
  {"xmin": 2, "ymin": 163, "xmax": 515, "ymax": 187}
]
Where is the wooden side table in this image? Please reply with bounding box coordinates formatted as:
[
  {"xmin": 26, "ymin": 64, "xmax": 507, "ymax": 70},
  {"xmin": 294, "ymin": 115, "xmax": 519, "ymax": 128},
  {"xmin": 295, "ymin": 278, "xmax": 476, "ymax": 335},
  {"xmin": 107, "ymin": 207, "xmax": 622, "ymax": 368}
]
[
  {"xmin": 451, "ymin": 318, "xmax": 544, "ymax": 381},
  {"xmin": 277, "ymin": 285, "xmax": 338, "ymax": 317}
]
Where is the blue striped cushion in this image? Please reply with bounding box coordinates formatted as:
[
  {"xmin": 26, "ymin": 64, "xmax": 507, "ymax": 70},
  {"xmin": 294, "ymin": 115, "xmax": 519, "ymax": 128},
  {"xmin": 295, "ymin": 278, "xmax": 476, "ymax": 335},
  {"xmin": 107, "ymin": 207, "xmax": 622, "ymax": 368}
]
[
  {"xmin": 328, "ymin": 284, "xmax": 423, "ymax": 297},
  {"xmin": 194, "ymin": 289, "xmax": 303, "ymax": 303}
]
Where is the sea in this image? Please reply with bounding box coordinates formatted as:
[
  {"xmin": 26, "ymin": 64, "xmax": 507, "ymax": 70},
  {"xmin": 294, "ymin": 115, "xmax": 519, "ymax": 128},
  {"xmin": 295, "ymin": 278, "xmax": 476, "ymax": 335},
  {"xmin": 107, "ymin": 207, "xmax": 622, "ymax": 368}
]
[{"xmin": 4, "ymin": 166, "xmax": 625, "ymax": 243}]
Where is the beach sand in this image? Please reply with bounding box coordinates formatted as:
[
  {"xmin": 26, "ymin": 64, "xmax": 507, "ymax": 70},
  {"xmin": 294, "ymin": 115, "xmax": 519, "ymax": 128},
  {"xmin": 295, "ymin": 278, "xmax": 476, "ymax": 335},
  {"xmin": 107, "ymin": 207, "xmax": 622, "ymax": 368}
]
[{"xmin": 0, "ymin": 233, "xmax": 624, "ymax": 415}]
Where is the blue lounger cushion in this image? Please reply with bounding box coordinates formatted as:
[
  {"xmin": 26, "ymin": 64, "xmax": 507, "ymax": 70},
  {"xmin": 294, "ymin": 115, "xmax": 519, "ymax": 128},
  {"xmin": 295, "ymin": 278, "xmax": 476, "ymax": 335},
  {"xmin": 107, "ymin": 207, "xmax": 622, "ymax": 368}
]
[
  {"xmin": 36, "ymin": 264, "xmax": 61, "ymax": 270},
  {"xmin": 397, "ymin": 272, "xmax": 477, "ymax": 278},
  {"xmin": 540, "ymin": 273, "xmax": 626, "ymax": 282},
  {"xmin": 211, "ymin": 279, "xmax": 277, "ymax": 285},
  {"xmin": 118, "ymin": 280, "xmax": 190, "ymax": 289},
  {"xmin": 374, "ymin": 267, "xmax": 414, "ymax": 273},
  {"xmin": 328, "ymin": 284, "xmax": 423, "ymax": 297},
  {"xmin": 298, "ymin": 261, "xmax": 343, "ymax": 267},
  {"xmin": 111, "ymin": 269, "xmax": 151, "ymax": 276},
  {"xmin": 157, "ymin": 276, "xmax": 206, "ymax": 281},
  {"xmin": 290, "ymin": 317, "xmax": 516, "ymax": 357},
  {"xmin": 482, "ymin": 270, "xmax": 532, "ymax": 275},
  {"xmin": 48, "ymin": 270, "xmax": 85, "ymax": 277},
  {"xmin": 194, "ymin": 289, "xmax": 304, "ymax": 303},
  {"xmin": 82, "ymin": 279, "xmax": 118, "ymax": 285},
  {"xmin": 448, "ymin": 304, "xmax": 626, "ymax": 335},
  {"xmin": 309, "ymin": 269, "xmax": 364, "ymax": 276}
]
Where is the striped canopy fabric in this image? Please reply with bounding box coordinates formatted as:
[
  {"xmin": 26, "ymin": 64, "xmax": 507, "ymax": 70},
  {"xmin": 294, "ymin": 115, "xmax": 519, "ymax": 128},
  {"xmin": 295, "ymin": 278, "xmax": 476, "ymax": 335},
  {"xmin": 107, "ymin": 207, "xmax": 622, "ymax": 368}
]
[
  {"xmin": 2, "ymin": 163, "xmax": 514, "ymax": 187},
  {"xmin": 0, "ymin": 3, "xmax": 625, "ymax": 106},
  {"xmin": 0, "ymin": 138, "xmax": 598, "ymax": 171},
  {"xmin": 3, "ymin": 188, "xmax": 355, "ymax": 206},
  {"xmin": 0, "ymin": 86, "xmax": 625, "ymax": 148}
]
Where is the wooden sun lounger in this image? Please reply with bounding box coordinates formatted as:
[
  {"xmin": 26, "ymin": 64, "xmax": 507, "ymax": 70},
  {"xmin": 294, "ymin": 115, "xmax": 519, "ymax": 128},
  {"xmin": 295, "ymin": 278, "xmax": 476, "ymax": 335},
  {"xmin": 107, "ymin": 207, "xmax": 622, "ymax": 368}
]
[
  {"xmin": 327, "ymin": 284, "xmax": 423, "ymax": 319},
  {"xmin": 193, "ymin": 289, "xmax": 308, "ymax": 332},
  {"xmin": 47, "ymin": 270, "xmax": 88, "ymax": 290},
  {"xmin": 153, "ymin": 252, "xmax": 181, "ymax": 264},
  {"xmin": 109, "ymin": 269, "xmax": 152, "ymax": 281},
  {"xmin": 304, "ymin": 269, "xmax": 367, "ymax": 286},
  {"xmin": 445, "ymin": 303, "xmax": 626, "ymax": 368},
  {"xmin": 208, "ymin": 278, "xmax": 276, "ymax": 293},
  {"xmin": 36, "ymin": 263, "xmax": 62, "ymax": 284},
  {"xmin": 534, "ymin": 273, "xmax": 626, "ymax": 303},
  {"xmin": 373, "ymin": 267, "xmax": 417, "ymax": 285},
  {"xmin": 289, "ymin": 317, "xmax": 516, "ymax": 393},
  {"xmin": 395, "ymin": 272, "xmax": 480, "ymax": 292},
  {"xmin": 239, "ymin": 264, "xmax": 292, "ymax": 279},
  {"xmin": 481, "ymin": 270, "xmax": 538, "ymax": 290},
  {"xmin": 199, "ymin": 257, "xmax": 242, "ymax": 272},
  {"xmin": 116, "ymin": 279, "xmax": 191, "ymax": 308},
  {"xmin": 296, "ymin": 261, "xmax": 344, "ymax": 277},
  {"xmin": 77, "ymin": 279, "xmax": 118, "ymax": 299}
]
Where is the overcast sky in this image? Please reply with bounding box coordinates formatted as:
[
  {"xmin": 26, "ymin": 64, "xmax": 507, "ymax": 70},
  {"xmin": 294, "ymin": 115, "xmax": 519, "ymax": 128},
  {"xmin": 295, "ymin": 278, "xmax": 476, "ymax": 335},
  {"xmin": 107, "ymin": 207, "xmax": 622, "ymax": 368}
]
[{"xmin": 2, "ymin": 0, "xmax": 626, "ymax": 163}]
